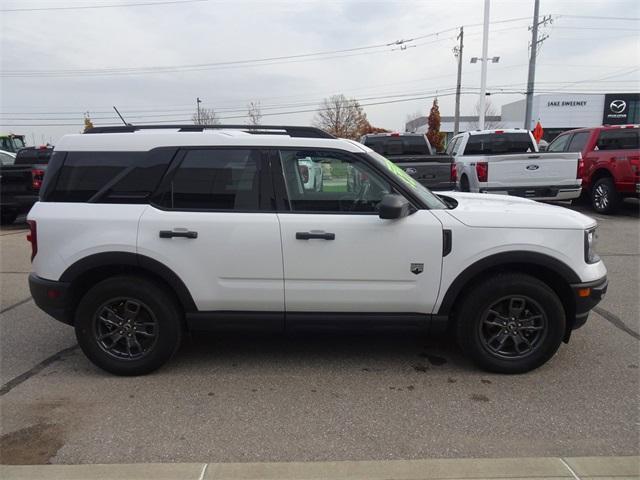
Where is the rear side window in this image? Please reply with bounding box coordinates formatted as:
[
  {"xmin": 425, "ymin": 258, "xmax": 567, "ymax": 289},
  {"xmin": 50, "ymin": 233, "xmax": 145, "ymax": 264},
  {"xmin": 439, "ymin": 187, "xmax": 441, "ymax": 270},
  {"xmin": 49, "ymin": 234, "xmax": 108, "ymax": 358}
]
[
  {"xmin": 157, "ymin": 149, "xmax": 263, "ymax": 211},
  {"xmin": 596, "ymin": 130, "xmax": 640, "ymax": 150},
  {"xmin": 45, "ymin": 150, "xmax": 173, "ymax": 203},
  {"xmin": 567, "ymin": 132, "xmax": 591, "ymax": 152},
  {"xmin": 364, "ymin": 135, "xmax": 431, "ymax": 155},
  {"xmin": 463, "ymin": 133, "xmax": 535, "ymax": 155}
]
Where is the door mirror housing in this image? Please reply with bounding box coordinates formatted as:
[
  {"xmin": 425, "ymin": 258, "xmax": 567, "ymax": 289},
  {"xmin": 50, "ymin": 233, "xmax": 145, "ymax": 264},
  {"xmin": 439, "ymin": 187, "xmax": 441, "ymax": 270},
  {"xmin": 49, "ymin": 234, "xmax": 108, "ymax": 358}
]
[{"xmin": 378, "ymin": 194, "xmax": 411, "ymax": 219}]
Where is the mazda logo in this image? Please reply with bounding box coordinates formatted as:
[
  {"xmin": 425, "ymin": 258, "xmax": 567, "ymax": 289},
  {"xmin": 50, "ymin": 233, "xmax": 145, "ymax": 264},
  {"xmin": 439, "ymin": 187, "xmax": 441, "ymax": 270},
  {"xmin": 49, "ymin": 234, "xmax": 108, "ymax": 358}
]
[
  {"xmin": 610, "ymin": 100, "xmax": 627, "ymax": 114},
  {"xmin": 526, "ymin": 164, "xmax": 539, "ymax": 171}
]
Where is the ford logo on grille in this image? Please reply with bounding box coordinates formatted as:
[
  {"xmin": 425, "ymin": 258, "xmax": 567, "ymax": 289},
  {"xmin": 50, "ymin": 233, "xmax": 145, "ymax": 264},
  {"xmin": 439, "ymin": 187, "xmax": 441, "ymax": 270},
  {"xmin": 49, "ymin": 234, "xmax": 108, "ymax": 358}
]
[
  {"xmin": 405, "ymin": 167, "xmax": 417, "ymax": 175},
  {"xmin": 526, "ymin": 164, "xmax": 540, "ymax": 171}
]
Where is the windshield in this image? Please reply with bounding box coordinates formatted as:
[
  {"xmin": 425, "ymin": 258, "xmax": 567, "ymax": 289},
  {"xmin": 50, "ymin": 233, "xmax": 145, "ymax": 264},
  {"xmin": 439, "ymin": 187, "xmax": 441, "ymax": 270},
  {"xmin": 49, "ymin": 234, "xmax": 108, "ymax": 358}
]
[{"xmin": 366, "ymin": 150, "xmax": 448, "ymax": 209}]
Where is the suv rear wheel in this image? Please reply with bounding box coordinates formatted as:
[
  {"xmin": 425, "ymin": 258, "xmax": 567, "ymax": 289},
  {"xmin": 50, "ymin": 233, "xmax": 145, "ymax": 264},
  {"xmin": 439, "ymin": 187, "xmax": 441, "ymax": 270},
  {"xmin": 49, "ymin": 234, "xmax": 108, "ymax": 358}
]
[
  {"xmin": 456, "ymin": 273, "xmax": 565, "ymax": 374},
  {"xmin": 74, "ymin": 276, "xmax": 182, "ymax": 376},
  {"xmin": 591, "ymin": 177, "xmax": 620, "ymax": 214}
]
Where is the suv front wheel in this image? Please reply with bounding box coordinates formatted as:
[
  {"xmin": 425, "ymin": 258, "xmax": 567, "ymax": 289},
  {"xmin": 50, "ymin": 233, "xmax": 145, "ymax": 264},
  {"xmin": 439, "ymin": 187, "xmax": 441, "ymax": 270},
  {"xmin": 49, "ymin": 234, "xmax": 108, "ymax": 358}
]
[
  {"xmin": 74, "ymin": 275, "xmax": 182, "ymax": 376},
  {"xmin": 456, "ymin": 273, "xmax": 565, "ymax": 374}
]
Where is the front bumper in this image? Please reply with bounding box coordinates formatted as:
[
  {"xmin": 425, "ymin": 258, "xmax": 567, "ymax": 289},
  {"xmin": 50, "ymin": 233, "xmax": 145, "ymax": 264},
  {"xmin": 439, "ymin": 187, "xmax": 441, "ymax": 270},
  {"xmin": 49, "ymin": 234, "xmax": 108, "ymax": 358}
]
[
  {"xmin": 28, "ymin": 273, "xmax": 73, "ymax": 325},
  {"xmin": 570, "ymin": 276, "xmax": 608, "ymax": 331}
]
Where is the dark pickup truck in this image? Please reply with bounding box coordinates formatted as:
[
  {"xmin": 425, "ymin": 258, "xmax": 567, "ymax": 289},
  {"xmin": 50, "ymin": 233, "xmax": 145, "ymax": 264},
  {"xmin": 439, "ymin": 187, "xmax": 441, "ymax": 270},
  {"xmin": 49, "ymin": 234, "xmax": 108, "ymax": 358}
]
[
  {"xmin": 0, "ymin": 146, "xmax": 53, "ymax": 224},
  {"xmin": 360, "ymin": 133, "xmax": 456, "ymax": 190}
]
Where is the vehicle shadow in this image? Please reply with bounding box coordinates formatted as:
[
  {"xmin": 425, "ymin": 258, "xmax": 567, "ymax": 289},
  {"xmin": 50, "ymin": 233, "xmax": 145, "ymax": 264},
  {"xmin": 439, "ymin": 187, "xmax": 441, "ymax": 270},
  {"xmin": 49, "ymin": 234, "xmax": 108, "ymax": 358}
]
[{"xmin": 171, "ymin": 330, "xmax": 470, "ymax": 373}]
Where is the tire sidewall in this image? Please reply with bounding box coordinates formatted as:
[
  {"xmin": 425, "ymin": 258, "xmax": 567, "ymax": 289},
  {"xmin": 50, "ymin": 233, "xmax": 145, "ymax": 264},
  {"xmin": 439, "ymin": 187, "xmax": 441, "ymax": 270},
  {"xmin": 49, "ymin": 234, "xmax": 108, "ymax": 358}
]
[
  {"xmin": 591, "ymin": 177, "xmax": 618, "ymax": 214},
  {"xmin": 74, "ymin": 276, "xmax": 182, "ymax": 376},
  {"xmin": 457, "ymin": 274, "xmax": 566, "ymax": 374}
]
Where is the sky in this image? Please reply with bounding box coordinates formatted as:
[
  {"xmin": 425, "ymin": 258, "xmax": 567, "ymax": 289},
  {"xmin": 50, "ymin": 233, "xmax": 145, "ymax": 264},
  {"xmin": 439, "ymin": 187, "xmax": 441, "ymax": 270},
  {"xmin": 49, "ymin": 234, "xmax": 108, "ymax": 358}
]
[{"xmin": 1, "ymin": 0, "xmax": 639, "ymax": 145}]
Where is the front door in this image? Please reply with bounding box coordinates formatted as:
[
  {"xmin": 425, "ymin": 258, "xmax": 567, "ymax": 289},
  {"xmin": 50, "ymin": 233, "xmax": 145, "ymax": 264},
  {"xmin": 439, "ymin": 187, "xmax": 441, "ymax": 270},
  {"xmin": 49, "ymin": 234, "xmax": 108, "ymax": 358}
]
[
  {"xmin": 274, "ymin": 149, "xmax": 443, "ymax": 315},
  {"xmin": 137, "ymin": 148, "xmax": 284, "ymax": 313}
]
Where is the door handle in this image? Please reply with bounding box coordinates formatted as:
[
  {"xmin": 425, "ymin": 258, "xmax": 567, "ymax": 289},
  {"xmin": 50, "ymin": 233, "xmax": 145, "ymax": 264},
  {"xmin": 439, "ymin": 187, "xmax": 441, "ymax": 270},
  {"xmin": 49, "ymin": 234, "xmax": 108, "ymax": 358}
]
[
  {"xmin": 296, "ymin": 231, "xmax": 335, "ymax": 240},
  {"xmin": 159, "ymin": 230, "xmax": 198, "ymax": 239}
]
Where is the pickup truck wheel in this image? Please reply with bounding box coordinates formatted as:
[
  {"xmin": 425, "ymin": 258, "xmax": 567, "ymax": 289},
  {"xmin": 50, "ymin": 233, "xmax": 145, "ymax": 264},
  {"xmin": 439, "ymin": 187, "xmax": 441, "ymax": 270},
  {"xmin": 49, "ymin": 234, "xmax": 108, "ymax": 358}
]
[
  {"xmin": 456, "ymin": 273, "xmax": 565, "ymax": 374},
  {"xmin": 0, "ymin": 212, "xmax": 18, "ymax": 225},
  {"xmin": 460, "ymin": 176, "xmax": 470, "ymax": 192},
  {"xmin": 591, "ymin": 177, "xmax": 620, "ymax": 214},
  {"xmin": 74, "ymin": 276, "xmax": 182, "ymax": 376}
]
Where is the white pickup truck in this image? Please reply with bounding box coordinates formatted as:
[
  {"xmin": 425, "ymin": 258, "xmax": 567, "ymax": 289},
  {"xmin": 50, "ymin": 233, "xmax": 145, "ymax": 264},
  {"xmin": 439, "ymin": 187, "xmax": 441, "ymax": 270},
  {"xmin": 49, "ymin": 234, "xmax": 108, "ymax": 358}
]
[{"xmin": 449, "ymin": 129, "xmax": 583, "ymax": 201}]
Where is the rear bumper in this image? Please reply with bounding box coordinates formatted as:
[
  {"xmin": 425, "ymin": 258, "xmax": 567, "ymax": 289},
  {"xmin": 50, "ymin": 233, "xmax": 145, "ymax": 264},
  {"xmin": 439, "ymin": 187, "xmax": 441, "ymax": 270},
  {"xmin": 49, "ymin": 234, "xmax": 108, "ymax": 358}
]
[
  {"xmin": 28, "ymin": 273, "xmax": 73, "ymax": 325},
  {"xmin": 479, "ymin": 185, "xmax": 581, "ymax": 201},
  {"xmin": 420, "ymin": 180, "xmax": 457, "ymax": 191},
  {"xmin": 570, "ymin": 276, "xmax": 608, "ymax": 330}
]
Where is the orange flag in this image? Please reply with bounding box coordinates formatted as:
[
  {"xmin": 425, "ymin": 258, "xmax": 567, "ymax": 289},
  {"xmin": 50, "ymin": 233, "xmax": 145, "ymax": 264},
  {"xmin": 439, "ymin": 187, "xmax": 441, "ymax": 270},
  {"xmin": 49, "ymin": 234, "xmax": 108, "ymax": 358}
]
[{"xmin": 532, "ymin": 121, "xmax": 544, "ymax": 143}]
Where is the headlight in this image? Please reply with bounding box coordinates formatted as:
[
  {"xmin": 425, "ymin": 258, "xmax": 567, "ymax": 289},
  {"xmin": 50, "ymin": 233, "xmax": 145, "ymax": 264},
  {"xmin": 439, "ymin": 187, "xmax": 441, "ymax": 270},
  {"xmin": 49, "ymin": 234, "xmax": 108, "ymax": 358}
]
[{"xmin": 584, "ymin": 227, "xmax": 600, "ymax": 264}]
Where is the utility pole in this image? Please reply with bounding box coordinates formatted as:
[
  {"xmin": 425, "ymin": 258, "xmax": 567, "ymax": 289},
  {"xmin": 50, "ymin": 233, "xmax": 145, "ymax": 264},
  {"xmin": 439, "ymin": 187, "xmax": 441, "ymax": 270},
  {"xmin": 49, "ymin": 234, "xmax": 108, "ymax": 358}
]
[
  {"xmin": 453, "ymin": 26, "xmax": 464, "ymax": 136},
  {"xmin": 478, "ymin": 0, "xmax": 491, "ymax": 130},
  {"xmin": 524, "ymin": 0, "xmax": 551, "ymax": 130},
  {"xmin": 196, "ymin": 97, "xmax": 202, "ymax": 124}
]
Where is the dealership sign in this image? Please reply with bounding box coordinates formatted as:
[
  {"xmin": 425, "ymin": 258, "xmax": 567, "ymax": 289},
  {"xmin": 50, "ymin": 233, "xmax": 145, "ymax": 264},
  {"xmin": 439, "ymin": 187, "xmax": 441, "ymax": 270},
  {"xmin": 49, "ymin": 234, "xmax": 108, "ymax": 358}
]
[
  {"xmin": 603, "ymin": 93, "xmax": 639, "ymax": 124},
  {"xmin": 547, "ymin": 100, "xmax": 587, "ymax": 107}
]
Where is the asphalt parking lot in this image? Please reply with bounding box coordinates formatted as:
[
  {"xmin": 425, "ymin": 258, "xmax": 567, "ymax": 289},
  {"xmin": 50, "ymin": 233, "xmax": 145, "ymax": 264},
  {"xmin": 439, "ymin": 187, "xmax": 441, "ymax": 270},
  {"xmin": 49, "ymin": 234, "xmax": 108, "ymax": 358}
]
[{"xmin": 0, "ymin": 201, "xmax": 638, "ymax": 465}]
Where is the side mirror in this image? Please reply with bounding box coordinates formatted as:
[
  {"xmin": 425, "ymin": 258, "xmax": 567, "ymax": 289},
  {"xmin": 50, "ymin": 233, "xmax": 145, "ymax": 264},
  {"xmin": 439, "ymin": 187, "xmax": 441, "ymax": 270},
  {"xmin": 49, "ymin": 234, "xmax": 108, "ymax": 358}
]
[{"xmin": 378, "ymin": 194, "xmax": 411, "ymax": 219}]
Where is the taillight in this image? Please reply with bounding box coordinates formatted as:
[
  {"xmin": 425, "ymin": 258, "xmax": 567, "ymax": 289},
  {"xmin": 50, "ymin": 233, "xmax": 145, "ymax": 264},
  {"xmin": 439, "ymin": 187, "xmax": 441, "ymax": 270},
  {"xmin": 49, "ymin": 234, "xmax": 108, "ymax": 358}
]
[
  {"xmin": 450, "ymin": 162, "xmax": 457, "ymax": 182},
  {"xmin": 476, "ymin": 162, "xmax": 489, "ymax": 182},
  {"xmin": 26, "ymin": 220, "xmax": 37, "ymax": 261},
  {"xmin": 298, "ymin": 165, "xmax": 309, "ymax": 183},
  {"xmin": 31, "ymin": 168, "xmax": 45, "ymax": 190},
  {"xmin": 577, "ymin": 158, "xmax": 585, "ymax": 179}
]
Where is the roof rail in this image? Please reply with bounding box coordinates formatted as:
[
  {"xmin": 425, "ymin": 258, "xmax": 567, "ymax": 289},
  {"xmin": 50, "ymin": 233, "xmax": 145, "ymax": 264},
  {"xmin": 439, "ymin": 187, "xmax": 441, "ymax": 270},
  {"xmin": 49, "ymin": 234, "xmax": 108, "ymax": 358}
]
[{"xmin": 84, "ymin": 124, "xmax": 336, "ymax": 139}]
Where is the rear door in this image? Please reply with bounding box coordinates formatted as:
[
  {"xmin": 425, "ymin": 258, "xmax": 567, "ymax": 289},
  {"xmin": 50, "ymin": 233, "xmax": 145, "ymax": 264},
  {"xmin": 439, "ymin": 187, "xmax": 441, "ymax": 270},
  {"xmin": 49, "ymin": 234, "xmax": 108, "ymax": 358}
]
[
  {"xmin": 593, "ymin": 128, "xmax": 640, "ymax": 192},
  {"xmin": 273, "ymin": 148, "xmax": 443, "ymax": 317},
  {"xmin": 137, "ymin": 147, "xmax": 284, "ymax": 313}
]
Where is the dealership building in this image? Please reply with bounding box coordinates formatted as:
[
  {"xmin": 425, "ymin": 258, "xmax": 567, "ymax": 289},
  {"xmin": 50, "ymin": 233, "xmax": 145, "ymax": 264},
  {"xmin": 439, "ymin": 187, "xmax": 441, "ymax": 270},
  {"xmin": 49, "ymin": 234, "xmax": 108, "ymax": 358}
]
[{"xmin": 406, "ymin": 92, "xmax": 639, "ymax": 143}]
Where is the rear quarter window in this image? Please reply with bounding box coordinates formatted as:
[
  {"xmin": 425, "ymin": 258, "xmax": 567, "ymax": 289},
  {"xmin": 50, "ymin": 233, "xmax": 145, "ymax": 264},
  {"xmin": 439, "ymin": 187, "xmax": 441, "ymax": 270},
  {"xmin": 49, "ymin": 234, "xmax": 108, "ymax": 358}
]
[
  {"xmin": 463, "ymin": 133, "xmax": 535, "ymax": 155},
  {"xmin": 44, "ymin": 149, "xmax": 174, "ymax": 203},
  {"xmin": 596, "ymin": 130, "xmax": 639, "ymax": 150}
]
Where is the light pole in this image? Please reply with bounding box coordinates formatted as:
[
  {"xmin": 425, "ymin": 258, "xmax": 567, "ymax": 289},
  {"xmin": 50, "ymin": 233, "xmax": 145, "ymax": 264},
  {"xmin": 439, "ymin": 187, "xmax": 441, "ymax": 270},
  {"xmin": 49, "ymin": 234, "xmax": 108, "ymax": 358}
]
[{"xmin": 196, "ymin": 97, "xmax": 202, "ymax": 124}]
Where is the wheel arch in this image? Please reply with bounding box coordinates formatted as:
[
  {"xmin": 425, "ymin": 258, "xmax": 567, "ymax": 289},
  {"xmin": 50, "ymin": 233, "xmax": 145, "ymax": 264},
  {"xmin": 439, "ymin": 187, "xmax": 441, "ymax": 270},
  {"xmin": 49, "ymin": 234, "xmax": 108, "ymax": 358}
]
[
  {"xmin": 60, "ymin": 252, "xmax": 197, "ymax": 319},
  {"xmin": 437, "ymin": 251, "xmax": 580, "ymax": 337},
  {"xmin": 587, "ymin": 167, "xmax": 614, "ymax": 190}
]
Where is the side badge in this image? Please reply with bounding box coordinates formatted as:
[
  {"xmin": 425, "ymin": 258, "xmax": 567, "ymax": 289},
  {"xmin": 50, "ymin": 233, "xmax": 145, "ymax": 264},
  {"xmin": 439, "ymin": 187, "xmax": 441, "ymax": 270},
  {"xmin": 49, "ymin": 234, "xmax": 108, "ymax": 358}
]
[{"xmin": 410, "ymin": 263, "xmax": 424, "ymax": 275}]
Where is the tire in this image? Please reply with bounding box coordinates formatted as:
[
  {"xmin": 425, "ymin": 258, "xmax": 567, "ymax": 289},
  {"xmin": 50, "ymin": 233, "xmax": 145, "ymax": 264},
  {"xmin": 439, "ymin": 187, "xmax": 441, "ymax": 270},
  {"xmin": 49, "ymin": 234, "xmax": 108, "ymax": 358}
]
[
  {"xmin": 591, "ymin": 177, "xmax": 620, "ymax": 214},
  {"xmin": 74, "ymin": 275, "xmax": 182, "ymax": 376},
  {"xmin": 460, "ymin": 175, "xmax": 470, "ymax": 192},
  {"xmin": 456, "ymin": 273, "xmax": 566, "ymax": 374},
  {"xmin": 1, "ymin": 211, "xmax": 18, "ymax": 225}
]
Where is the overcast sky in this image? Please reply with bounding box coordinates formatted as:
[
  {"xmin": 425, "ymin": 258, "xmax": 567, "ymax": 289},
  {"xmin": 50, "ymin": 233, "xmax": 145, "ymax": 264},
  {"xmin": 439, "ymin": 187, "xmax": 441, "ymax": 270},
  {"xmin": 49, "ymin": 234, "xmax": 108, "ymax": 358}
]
[{"xmin": 1, "ymin": 0, "xmax": 638, "ymax": 144}]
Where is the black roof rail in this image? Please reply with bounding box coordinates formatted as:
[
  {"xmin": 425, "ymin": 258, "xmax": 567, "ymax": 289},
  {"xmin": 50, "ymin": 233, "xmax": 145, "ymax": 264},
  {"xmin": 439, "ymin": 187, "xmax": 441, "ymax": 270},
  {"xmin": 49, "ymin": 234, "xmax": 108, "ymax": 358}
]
[{"xmin": 84, "ymin": 124, "xmax": 336, "ymax": 139}]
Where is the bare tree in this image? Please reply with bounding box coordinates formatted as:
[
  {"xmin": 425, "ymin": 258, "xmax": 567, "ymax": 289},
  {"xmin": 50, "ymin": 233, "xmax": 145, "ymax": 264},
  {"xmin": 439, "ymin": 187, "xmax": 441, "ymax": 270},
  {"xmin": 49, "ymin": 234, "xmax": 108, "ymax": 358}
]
[
  {"xmin": 247, "ymin": 101, "xmax": 262, "ymax": 126},
  {"xmin": 313, "ymin": 94, "xmax": 367, "ymax": 139},
  {"xmin": 192, "ymin": 107, "xmax": 220, "ymax": 125},
  {"xmin": 405, "ymin": 109, "xmax": 424, "ymax": 131},
  {"xmin": 469, "ymin": 99, "xmax": 503, "ymax": 130}
]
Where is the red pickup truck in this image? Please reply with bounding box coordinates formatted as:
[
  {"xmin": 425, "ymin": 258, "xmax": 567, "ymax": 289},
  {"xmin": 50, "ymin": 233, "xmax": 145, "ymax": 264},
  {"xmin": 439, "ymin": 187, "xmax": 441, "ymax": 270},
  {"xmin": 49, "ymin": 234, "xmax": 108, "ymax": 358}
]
[{"xmin": 546, "ymin": 124, "xmax": 639, "ymax": 214}]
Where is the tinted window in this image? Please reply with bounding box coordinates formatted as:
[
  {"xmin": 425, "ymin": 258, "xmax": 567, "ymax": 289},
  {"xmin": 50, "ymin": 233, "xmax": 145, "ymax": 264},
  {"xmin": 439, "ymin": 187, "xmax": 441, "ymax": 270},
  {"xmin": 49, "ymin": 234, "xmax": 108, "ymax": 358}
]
[
  {"xmin": 160, "ymin": 149, "xmax": 262, "ymax": 210},
  {"xmin": 15, "ymin": 147, "xmax": 53, "ymax": 165},
  {"xmin": 463, "ymin": 133, "xmax": 535, "ymax": 155},
  {"xmin": 567, "ymin": 132, "xmax": 591, "ymax": 152},
  {"xmin": 446, "ymin": 137, "xmax": 461, "ymax": 155},
  {"xmin": 596, "ymin": 130, "xmax": 640, "ymax": 150},
  {"xmin": 0, "ymin": 152, "xmax": 15, "ymax": 166},
  {"xmin": 547, "ymin": 134, "xmax": 570, "ymax": 152},
  {"xmin": 279, "ymin": 150, "xmax": 393, "ymax": 213},
  {"xmin": 364, "ymin": 135, "xmax": 431, "ymax": 155},
  {"xmin": 47, "ymin": 150, "xmax": 173, "ymax": 203}
]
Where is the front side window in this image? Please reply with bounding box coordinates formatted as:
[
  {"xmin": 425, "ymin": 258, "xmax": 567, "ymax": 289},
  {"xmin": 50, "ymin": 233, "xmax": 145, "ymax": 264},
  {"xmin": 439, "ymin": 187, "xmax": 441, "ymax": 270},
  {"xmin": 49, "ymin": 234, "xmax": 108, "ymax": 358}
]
[
  {"xmin": 547, "ymin": 134, "xmax": 570, "ymax": 152},
  {"xmin": 0, "ymin": 152, "xmax": 15, "ymax": 165},
  {"xmin": 279, "ymin": 150, "xmax": 393, "ymax": 213},
  {"xmin": 159, "ymin": 149, "xmax": 262, "ymax": 210},
  {"xmin": 567, "ymin": 132, "xmax": 591, "ymax": 152},
  {"xmin": 596, "ymin": 130, "xmax": 639, "ymax": 151}
]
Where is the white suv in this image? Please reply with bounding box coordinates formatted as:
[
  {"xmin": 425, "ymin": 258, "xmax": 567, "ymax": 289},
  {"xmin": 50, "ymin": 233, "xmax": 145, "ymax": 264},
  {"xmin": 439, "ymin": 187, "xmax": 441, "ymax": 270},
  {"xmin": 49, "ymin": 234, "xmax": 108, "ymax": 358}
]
[{"xmin": 27, "ymin": 125, "xmax": 607, "ymax": 376}]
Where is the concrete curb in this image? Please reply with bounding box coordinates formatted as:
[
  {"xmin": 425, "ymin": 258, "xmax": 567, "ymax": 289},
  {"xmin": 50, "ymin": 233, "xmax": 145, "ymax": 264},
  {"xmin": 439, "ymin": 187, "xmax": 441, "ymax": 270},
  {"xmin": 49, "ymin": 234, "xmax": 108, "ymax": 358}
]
[{"xmin": 1, "ymin": 456, "xmax": 638, "ymax": 480}]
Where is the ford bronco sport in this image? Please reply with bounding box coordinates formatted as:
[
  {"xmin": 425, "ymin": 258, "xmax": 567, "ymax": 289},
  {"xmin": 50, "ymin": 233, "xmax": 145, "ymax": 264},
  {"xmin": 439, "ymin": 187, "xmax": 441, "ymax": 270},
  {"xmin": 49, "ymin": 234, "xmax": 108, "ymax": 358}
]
[{"xmin": 28, "ymin": 125, "xmax": 607, "ymax": 375}]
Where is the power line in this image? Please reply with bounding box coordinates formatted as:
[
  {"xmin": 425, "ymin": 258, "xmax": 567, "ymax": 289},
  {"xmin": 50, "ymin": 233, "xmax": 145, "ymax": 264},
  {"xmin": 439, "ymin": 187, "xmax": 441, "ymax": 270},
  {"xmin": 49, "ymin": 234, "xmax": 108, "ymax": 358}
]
[
  {"xmin": 0, "ymin": 0, "xmax": 208, "ymax": 13},
  {"xmin": 0, "ymin": 17, "xmax": 536, "ymax": 78},
  {"xmin": 552, "ymin": 14, "xmax": 640, "ymax": 21}
]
